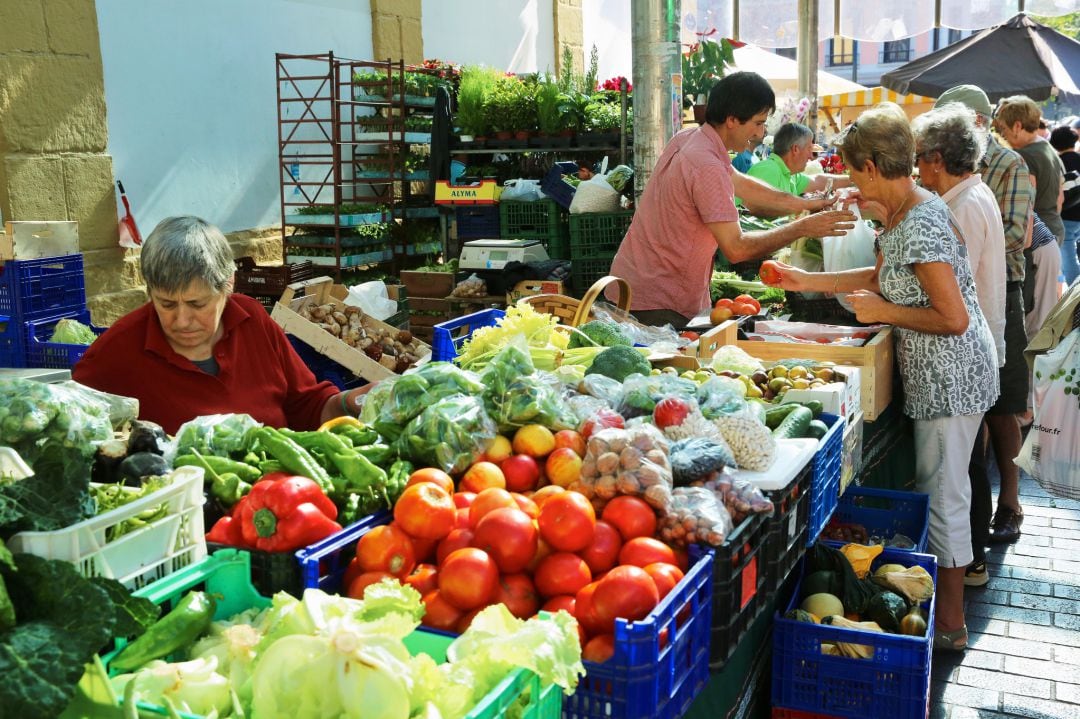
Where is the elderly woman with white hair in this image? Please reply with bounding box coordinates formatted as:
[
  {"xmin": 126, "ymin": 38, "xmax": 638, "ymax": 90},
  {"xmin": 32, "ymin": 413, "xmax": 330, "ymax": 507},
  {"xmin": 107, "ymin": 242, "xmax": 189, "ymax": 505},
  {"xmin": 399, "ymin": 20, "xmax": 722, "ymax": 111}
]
[{"xmin": 74, "ymin": 216, "xmax": 367, "ymax": 433}]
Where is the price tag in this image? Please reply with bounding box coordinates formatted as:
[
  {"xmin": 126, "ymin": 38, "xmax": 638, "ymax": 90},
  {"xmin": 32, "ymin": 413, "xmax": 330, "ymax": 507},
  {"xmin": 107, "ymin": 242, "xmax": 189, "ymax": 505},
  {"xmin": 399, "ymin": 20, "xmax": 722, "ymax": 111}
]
[{"xmin": 739, "ymin": 556, "xmax": 758, "ymax": 609}]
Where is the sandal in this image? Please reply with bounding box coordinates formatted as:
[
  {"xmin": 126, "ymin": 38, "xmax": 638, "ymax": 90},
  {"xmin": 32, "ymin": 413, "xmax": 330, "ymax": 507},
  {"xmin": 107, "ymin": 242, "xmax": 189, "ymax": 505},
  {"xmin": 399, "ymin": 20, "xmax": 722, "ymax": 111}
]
[{"xmin": 933, "ymin": 625, "xmax": 968, "ymax": 652}]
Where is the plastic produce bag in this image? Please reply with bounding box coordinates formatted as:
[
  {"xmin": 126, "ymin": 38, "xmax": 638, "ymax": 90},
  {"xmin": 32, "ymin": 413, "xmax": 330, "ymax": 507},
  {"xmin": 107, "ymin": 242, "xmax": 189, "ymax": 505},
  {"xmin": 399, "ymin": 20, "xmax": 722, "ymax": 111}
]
[
  {"xmin": 361, "ymin": 362, "xmax": 485, "ymax": 441},
  {"xmin": 657, "ymin": 486, "xmax": 734, "ymax": 548},
  {"xmin": 55, "ymin": 381, "xmax": 139, "ymax": 428},
  {"xmin": 1016, "ymin": 326, "xmax": 1080, "ymax": 499},
  {"xmin": 500, "ymin": 179, "xmax": 545, "ymax": 202},
  {"xmin": 569, "ymin": 174, "xmax": 620, "ymax": 214},
  {"xmin": 696, "ymin": 376, "xmax": 749, "ymax": 419},
  {"xmin": 822, "ymin": 205, "xmax": 877, "ymax": 312},
  {"xmin": 617, "ymin": 374, "xmax": 699, "ymax": 418},
  {"xmin": 173, "ymin": 414, "xmax": 263, "ymax": 459},
  {"xmin": 700, "ymin": 470, "xmax": 774, "ymax": 524},
  {"xmin": 344, "ymin": 281, "xmax": 397, "ymax": 321},
  {"xmin": 588, "ymin": 301, "xmax": 686, "ymax": 350},
  {"xmin": 669, "ymin": 437, "xmax": 735, "ymax": 485},
  {"xmin": 0, "ymin": 378, "xmax": 116, "ymax": 465},
  {"xmin": 480, "ymin": 340, "xmax": 577, "ymax": 431},
  {"xmin": 394, "ymin": 395, "xmax": 497, "ymax": 475},
  {"xmin": 451, "ymin": 273, "xmax": 487, "ymax": 298},
  {"xmin": 576, "ymin": 424, "xmax": 673, "ymax": 512},
  {"xmin": 578, "ymin": 374, "xmax": 625, "ymax": 407}
]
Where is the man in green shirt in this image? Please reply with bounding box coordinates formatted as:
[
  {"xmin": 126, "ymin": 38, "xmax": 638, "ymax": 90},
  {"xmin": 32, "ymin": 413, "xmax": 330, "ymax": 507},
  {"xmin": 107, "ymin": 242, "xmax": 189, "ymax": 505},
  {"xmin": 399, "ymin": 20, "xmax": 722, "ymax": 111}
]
[{"xmin": 741, "ymin": 123, "xmax": 849, "ymax": 200}]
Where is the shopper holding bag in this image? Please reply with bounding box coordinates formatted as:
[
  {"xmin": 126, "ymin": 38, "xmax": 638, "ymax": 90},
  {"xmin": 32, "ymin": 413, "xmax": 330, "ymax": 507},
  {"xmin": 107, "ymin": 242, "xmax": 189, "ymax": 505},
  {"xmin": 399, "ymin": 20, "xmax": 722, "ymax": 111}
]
[{"xmin": 761, "ymin": 104, "xmax": 999, "ymax": 653}]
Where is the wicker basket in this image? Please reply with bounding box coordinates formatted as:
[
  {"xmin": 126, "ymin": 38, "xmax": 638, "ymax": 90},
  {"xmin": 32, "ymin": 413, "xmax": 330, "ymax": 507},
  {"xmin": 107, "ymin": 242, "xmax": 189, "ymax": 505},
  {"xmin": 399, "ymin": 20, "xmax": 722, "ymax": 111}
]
[{"xmin": 520, "ymin": 275, "xmax": 631, "ymax": 327}]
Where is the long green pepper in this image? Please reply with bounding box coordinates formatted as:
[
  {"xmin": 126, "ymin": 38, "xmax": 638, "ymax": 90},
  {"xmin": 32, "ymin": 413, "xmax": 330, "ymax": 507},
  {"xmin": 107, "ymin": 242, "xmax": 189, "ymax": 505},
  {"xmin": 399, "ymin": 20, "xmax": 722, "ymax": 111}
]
[
  {"xmin": 173, "ymin": 454, "xmax": 261, "ymax": 483},
  {"xmin": 111, "ymin": 591, "xmax": 217, "ymax": 672},
  {"xmin": 253, "ymin": 428, "xmax": 333, "ymax": 493}
]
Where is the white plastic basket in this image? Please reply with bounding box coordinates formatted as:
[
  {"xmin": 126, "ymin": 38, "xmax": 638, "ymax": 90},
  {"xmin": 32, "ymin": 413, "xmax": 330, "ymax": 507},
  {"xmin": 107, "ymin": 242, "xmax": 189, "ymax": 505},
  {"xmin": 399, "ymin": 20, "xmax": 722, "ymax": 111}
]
[{"xmin": 7, "ymin": 465, "xmax": 207, "ymax": 590}]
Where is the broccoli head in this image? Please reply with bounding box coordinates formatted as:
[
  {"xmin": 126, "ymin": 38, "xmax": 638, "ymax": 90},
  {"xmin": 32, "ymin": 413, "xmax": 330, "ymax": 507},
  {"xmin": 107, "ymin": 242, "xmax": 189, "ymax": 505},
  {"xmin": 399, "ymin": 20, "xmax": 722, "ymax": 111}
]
[
  {"xmin": 584, "ymin": 345, "xmax": 651, "ymax": 383},
  {"xmin": 568, "ymin": 320, "xmax": 633, "ymax": 349}
]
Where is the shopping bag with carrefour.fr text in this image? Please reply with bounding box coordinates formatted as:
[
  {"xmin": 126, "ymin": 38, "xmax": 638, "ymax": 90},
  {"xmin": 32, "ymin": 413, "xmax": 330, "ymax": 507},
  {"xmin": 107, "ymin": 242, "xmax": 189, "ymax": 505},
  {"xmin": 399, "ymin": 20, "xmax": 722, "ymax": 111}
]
[{"xmin": 1016, "ymin": 326, "xmax": 1080, "ymax": 500}]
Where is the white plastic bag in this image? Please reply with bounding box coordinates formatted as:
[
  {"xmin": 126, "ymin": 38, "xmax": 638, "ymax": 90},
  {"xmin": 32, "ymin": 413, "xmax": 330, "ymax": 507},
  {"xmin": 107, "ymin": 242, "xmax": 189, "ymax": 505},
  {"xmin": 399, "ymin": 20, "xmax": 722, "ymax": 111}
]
[
  {"xmin": 344, "ymin": 281, "xmax": 397, "ymax": 320},
  {"xmin": 822, "ymin": 205, "xmax": 877, "ymax": 312},
  {"xmin": 570, "ymin": 159, "xmax": 619, "ymax": 214},
  {"xmin": 500, "ymin": 179, "xmax": 545, "ymax": 202},
  {"xmin": 1016, "ymin": 327, "xmax": 1080, "ymax": 499}
]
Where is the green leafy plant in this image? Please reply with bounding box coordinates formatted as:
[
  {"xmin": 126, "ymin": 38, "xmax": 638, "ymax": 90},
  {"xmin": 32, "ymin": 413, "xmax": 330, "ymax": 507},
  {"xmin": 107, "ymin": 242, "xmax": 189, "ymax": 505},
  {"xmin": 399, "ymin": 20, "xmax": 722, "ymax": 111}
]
[
  {"xmin": 584, "ymin": 44, "xmax": 599, "ymax": 94},
  {"xmin": 557, "ymin": 91, "xmax": 593, "ymax": 134},
  {"xmin": 507, "ymin": 79, "xmax": 538, "ymax": 132},
  {"xmin": 456, "ymin": 66, "xmax": 500, "ymax": 137},
  {"xmin": 483, "ymin": 77, "xmax": 524, "ymax": 135},
  {"xmin": 585, "ymin": 101, "xmax": 622, "ymax": 132},
  {"xmin": 558, "ymin": 45, "xmax": 576, "ymax": 94},
  {"xmin": 535, "ymin": 76, "xmax": 564, "ymax": 134},
  {"xmin": 682, "ymin": 38, "xmax": 736, "ymax": 107}
]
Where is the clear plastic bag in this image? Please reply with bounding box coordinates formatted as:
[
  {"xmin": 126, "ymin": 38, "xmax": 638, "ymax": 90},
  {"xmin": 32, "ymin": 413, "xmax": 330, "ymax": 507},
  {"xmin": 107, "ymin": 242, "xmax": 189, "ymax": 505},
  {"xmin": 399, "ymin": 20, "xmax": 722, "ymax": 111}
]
[
  {"xmin": 696, "ymin": 376, "xmax": 750, "ymax": 419},
  {"xmin": 173, "ymin": 413, "xmax": 263, "ymax": 459},
  {"xmin": 823, "ymin": 206, "xmax": 877, "ymax": 312},
  {"xmin": 577, "ymin": 374, "xmax": 625, "ymax": 407},
  {"xmin": 701, "ymin": 470, "xmax": 775, "ymax": 524},
  {"xmin": 669, "ymin": 437, "xmax": 735, "ymax": 485},
  {"xmin": 480, "ymin": 340, "xmax": 577, "ymax": 431},
  {"xmin": 575, "ymin": 424, "xmax": 673, "ymax": 513},
  {"xmin": 588, "ymin": 301, "xmax": 687, "ymax": 351},
  {"xmin": 0, "ymin": 378, "xmax": 116, "ymax": 465},
  {"xmin": 451, "ymin": 273, "xmax": 487, "ymax": 298},
  {"xmin": 657, "ymin": 486, "xmax": 734, "ymax": 548},
  {"xmin": 394, "ymin": 395, "xmax": 497, "ymax": 475},
  {"xmin": 56, "ymin": 381, "xmax": 139, "ymax": 428},
  {"xmin": 616, "ymin": 374, "xmax": 699, "ymax": 418},
  {"xmin": 360, "ymin": 362, "xmax": 485, "ymax": 441}
]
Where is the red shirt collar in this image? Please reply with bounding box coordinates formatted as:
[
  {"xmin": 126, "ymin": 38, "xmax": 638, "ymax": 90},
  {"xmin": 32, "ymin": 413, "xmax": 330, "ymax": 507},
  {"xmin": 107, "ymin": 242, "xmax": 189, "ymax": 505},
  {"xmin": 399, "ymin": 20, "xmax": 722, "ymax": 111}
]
[
  {"xmin": 699, "ymin": 123, "xmax": 729, "ymax": 155},
  {"xmin": 143, "ymin": 294, "xmax": 252, "ymax": 368}
]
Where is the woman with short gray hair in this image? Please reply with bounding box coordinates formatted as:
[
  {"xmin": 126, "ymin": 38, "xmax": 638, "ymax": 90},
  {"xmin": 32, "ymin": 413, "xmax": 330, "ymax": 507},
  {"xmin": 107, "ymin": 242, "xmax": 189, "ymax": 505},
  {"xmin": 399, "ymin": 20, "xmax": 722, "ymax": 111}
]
[{"xmin": 74, "ymin": 215, "xmax": 367, "ymax": 434}]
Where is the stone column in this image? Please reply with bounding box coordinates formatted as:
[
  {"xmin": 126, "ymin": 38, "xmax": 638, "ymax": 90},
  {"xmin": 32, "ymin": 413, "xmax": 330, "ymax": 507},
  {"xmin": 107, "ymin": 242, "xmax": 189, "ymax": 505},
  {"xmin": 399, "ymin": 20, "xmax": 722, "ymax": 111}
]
[
  {"xmin": 371, "ymin": 0, "xmax": 423, "ymax": 65},
  {"xmin": 554, "ymin": 0, "xmax": 584, "ymax": 78}
]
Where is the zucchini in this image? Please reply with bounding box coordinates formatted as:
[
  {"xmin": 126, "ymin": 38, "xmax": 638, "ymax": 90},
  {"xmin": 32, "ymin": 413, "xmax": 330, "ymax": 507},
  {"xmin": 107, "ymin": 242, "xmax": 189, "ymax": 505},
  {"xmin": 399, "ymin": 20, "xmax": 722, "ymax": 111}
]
[
  {"xmin": 773, "ymin": 406, "xmax": 814, "ymax": 439},
  {"xmin": 803, "ymin": 399, "xmax": 824, "ymax": 417},
  {"xmin": 764, "ymin": 403, "xmax": 801, "ymax": 429},
  {"xmin": 806, "ymin": 419, "xmax": 829, "ymax": 439}
]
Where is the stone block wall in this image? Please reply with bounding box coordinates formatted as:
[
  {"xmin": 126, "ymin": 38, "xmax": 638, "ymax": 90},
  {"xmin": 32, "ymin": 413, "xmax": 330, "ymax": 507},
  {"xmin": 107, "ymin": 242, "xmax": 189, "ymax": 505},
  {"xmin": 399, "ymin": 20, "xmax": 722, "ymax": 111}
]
[
  {"xmin": 554, "ymin": 0, "xmax": 584, "ymax": 80},
  {"xmin": 371, "ymin": 0, "xmax": 423, "ymax": 65}
]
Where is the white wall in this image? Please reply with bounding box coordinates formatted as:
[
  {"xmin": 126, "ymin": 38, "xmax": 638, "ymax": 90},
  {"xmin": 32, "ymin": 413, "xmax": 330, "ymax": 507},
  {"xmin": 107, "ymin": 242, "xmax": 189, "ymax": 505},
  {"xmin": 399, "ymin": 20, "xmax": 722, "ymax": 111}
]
[
  {"xmin": 423, "ymin": 0, "xmax": 555, "ymax": 74},
  {"xmin": 96, "ymin": 0, "xmax": 373, "ymax": 234},
  {"xmin": 583, "ymin": 0, "xmax": 632, "ymax": 81}
]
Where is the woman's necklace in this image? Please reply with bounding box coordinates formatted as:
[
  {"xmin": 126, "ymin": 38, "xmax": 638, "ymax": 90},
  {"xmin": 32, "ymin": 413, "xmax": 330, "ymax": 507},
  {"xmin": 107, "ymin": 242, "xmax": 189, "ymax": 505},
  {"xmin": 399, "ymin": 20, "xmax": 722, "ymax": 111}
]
[{"xmin": 886, "ymin": 185, "xmax": 918, "ymax": 230}]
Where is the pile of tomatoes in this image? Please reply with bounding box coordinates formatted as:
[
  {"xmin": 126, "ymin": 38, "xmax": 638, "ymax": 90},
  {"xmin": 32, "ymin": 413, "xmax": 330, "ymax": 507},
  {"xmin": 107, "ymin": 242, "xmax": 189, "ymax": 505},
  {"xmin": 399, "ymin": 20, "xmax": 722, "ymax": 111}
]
[
  {"xmin": 341, "ymin": 467, "xmax": 690, "ymax": 664},
  {"xmin": 710, "ymin": 293, "xmax": 762, "ymax": 325}
]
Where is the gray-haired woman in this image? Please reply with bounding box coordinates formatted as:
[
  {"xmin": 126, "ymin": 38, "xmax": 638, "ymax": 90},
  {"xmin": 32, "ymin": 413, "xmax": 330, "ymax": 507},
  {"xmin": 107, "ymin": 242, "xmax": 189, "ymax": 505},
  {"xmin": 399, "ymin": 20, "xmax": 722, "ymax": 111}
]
[
  {"xmin": 74, "ymin": 216, "xmax": 367, "ymax": 434},
  {"xmin": 761, "ymin": 104, "xmax": 999, "ymax": 652}
]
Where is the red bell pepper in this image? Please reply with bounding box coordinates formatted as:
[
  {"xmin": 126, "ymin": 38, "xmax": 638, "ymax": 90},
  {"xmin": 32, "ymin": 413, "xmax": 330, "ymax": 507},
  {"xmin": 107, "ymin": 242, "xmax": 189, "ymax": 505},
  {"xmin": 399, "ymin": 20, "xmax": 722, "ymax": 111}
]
[
  {"xmin": 235, "ymin": 473, "xmax": 341, "ymax": 552},
  {"xmin": 206, "ymin": 513, "xmax": 248, "ymax": 547}
]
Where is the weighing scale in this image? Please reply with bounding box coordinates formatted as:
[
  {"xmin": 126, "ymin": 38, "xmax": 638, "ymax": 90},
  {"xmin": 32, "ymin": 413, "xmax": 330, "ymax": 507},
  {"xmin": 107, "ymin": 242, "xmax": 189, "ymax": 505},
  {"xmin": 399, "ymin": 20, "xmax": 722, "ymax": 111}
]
[{"xmin": 459, "ymin": 239, "xmax": 549, "ymax": 271}]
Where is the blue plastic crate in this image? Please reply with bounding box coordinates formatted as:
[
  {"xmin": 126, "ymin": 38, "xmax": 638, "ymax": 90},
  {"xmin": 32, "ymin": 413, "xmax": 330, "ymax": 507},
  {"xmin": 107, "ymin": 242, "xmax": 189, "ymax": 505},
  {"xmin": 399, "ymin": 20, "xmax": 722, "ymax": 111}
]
[
  {"xmin": 432, "ymin": 307, "xmax": 505, "ymax": 362},
  {"xmin": 300, "ymin": 509, "xmax": 714, "ymax": 719},
  {"xmin": 541, "ymin": 161, "xmax": 579, "ymax": 210},
  {"xmin": 23, "ymin": 310, "xmax": 105, "ymax": 369},
  {"xmin": 771, "ymin": 549, "xmax": 937, "ymax": 719},
  {"xmin": 0, "ymin": 314, "xmax": 25, "ymax": 368},
  {"xmin": 709, "ymin": 512, "xmax": 770, "ymax": 671},
  {"xmin": 0, "ymin": 254, "xmax": 87, "ymax": 320},
  {"xmin": 806, "ymin": 412, "xmax": 844, "ymax": 546},
  {"xmin": 823, "ymin": 486, "xmax": 929, "ymax": 553},
  {"xmin": 456, "ymin": 205, "xmax": 501, "ymax": 239},
  {"xmin": 288, "ymin": 335, "xmax": 368, "ymax": 391}
]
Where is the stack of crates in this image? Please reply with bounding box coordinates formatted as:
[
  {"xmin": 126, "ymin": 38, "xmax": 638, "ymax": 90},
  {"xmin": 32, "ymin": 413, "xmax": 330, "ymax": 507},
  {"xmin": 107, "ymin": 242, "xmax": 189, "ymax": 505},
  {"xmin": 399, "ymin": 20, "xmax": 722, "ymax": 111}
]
[
  {"xmin": 0, "ymin": 253, "xmax": 96, "ymax": 369},
  {"xmin": 568, "ymin": 211, "xmax": 634, "ymax": 293},
  {"xmin": 499, "ymin": 200, "xmax": 570, "ymax": 259}
]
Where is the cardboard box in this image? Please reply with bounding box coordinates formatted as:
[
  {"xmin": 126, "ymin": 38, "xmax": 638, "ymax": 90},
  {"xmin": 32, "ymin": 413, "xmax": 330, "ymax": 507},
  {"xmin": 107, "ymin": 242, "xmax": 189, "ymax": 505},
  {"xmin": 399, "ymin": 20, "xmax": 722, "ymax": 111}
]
[
  {"xmin": 778, "ymin": 365, "xmax": 861, "ymax": 424},
  {"xmin": 2, "ymin": 222, "xmax": 80, "ymax": 260},
  {"xmin": 506, "ymin": 280, "xmax": 564, "ymax": 305},
  {"xmin": 271, "ymin": 277, "xmax": 431, "ymax": 382},
  {"xmin": 840, "ymin": 411, "xmax": 865, "ymax": 494},
  {"xmin": 434, "ymin": 180, "xmax": 502, "ymax": 205},
  {"xmin": 695, "ymin": 321, "xmax": 893, "ymax": 422}
]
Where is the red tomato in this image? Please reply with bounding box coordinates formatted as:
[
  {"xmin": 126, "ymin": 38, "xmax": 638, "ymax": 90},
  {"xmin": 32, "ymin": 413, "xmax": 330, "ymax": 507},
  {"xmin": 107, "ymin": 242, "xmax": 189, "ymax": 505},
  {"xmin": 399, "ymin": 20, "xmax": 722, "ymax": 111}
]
[
  {"xmin": 538, "ymin": 491, "xmax": 596, "ymax": 552},
  {"xmin": 618, "ymin": 537, "xmax": 677, "ymax": 568},
  {"xmin": 759, "ymin": 260, "xmax": 783, "ymax": 286},
  {"xmin": 355, "ymin": 524, "xmax": 416, "ymax": 578},
  {"xmin": 534, "ymin": 551, "xmax": 592, "ymax": 598},
  {"xmin": 574, "ymin": 581, "xmax": 608, "ymax": 637},
  {"xmin": 527, "ymin": 537, "xmax": 553, "ymax": 574},
  {"xmin": 512, "ymin": 492, "xmax": 540, "ymax": 519},
  {"xmin": 473, "ymin": 507, "xmax": 538, "ymax": 573},
  {"xmin": 592, "ymin": 565, "xmax": 660, "ymax": 628},
  {"xmin": 678, "ymin": 331, "xmax": 700, "ymax": 341},
  {"xmin": 454, "ymin": 507, "xmax": 471, "ymax": 529},
  {"xmin": 492, "ymin": 573, "xmax": 541, "ymax": 619},
  {"xmin": 714, "ymin": 298, "xmax": 735, "ymax": 310},
  {"xmin": 530, "ymin": 485, "xmax": 566, "ymax": 509},
  {"xmin": 406, "ymin": 467, "xmax": 455, "ymax": 495},
  {"xmin": 579, "ymin": 408, "xmax": 625, "ymax": 440},
  {"xmin": 422, "ymin": 589, "xmax": 464, "ymax": 631},
  {"xmin": 453, "ymin": 491, "xmax": 477, "ymax": 509},
  {"xmin": 731, "ymin": 301, "xmax": 757, "ymax": 316},
  {"xmin": 394, "ymin": 483, "xmax": 456, "ymax": 540},
  {"xmin": 399, "ymin": 527, "xmax": 438, "ymax": 564},
  {"xmin": 436, "ymin": 528, "xmax": 475, "ymax": 566},
  {"xmin": 642, "ymin": 562, "xmax": 684, "ymax": 600},
  {"xmin": 342, "ymin": 556, "xmax": 363, "ymax": 591},
  {"xmin": 541, "ymin": 595, "xmax": 577, "ymax": 615},
  {"xmin": 734, "ymin": 294, "xmax": 761, "ymax": 314},
  {"xmin": 582, "ymin": 634, "xmax": 616, "ymax": 663},
  {"xmin": 579, "ymin": 520, "xmax": 623, "ymax": 575},
  {"xmin": 672, "ymin": 547, "xmax": 690, "ymax": 572},
  {"xmin": 438, "ymin": 548, "xmax": 499, "ymax": 610},
  {"xmin": 346, "ymin": 571, "xmax": 395, "ymax": 600},
  {"xmin": 601, "ymin": 496, "xmax": 657, "ymax": 541},
  {"xmin": 469, "ymin": 488, "xmax": 517, "ymax": 528},
  {"xmin": 403, "ymin": 563, "xmax": 439, "ymax": 597}
]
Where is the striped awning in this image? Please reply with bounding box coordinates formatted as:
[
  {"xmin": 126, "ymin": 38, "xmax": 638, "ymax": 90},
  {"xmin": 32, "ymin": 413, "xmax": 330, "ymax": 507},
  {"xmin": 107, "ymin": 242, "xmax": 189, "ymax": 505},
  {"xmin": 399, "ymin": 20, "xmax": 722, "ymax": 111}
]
[{"xmin": 819, "ymin": 86, "xmax": 935, "ymax": 108}]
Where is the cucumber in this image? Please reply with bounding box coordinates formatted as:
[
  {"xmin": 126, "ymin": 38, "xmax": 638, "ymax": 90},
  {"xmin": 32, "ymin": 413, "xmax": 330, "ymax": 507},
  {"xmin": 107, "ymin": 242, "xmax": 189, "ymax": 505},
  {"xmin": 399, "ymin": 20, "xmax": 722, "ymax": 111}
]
[
  {"xmin": 806, "ymin": 419, "xmax": 829, "ymax": 439},
  {"xmin": 803, "ymin": 400, "xmax": 824, "ymax": 418},
  {"xmin": 773, "ymin": 406, "xmax": 814, "ymax": 439},
  {"xmin": 764, "ymin": 403, "xmax": 801, "ymax": 429}
]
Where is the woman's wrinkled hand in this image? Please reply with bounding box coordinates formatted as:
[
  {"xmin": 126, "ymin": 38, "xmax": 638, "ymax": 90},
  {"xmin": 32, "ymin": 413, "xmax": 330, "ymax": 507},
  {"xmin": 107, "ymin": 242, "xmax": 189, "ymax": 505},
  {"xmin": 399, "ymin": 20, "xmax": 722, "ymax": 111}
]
[
  {"xmin": 845, "ymin": 289, "xmax": 887, "ymax": 323},
  {"xmin": 760, "ymin": 260, "xmax": 811, "ymax": 292}
]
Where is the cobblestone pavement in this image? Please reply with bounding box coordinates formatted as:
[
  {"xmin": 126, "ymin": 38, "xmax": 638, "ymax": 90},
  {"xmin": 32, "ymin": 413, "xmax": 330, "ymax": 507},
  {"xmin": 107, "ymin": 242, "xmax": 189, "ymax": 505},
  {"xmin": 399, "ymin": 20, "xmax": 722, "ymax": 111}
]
[{"xmin": 930, "ymin": 467, "xmax": 1080, "ymax": 719}]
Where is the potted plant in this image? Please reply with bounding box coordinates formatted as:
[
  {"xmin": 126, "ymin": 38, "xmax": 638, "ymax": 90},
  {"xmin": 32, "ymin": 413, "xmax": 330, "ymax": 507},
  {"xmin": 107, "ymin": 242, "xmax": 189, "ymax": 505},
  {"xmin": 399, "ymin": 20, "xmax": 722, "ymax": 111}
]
[
  {"xmin": 557, "ymin": 91, "xmax": 592, "ymax": 139},
  {"xmin": 682, "ymin": 38, "xmax": 735, "ymax": 124},
  {"xmin": 456, "ymin": 66, "xmax": 499, "ymax": 143},
  {"xmin": 484, "ymin": 77, "xmax": 521, "ymax": 141},
  {"xmin": 585, "ymin": 100, "xmax": 621, "ymax": 143},
  {"xmin": 510, "ymin": 80, "xmax": 538, "ymax": 140},
  {"xmin": 536, "ymin": 76, "xmax": 563, "ymax": 144}
]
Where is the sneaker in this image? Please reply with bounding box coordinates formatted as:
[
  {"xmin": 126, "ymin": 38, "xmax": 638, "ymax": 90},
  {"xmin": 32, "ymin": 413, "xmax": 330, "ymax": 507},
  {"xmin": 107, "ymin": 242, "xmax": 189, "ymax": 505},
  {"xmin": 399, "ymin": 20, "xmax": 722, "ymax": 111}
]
[
  {"xmin": 964, "ymin": 561, "xmax": 989, "ymax": 587},
  {"xmin": 989, "ymin": 508, "xmax": 1023, "ymax": 544}
]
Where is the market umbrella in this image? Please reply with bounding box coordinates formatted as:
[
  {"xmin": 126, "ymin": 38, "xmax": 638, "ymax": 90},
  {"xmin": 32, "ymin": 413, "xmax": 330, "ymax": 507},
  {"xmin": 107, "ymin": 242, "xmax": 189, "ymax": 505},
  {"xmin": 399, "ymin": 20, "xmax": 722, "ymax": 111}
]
[{"xmin": 881, "ymin": 13, "xmax": 1080, "ymax": 103}]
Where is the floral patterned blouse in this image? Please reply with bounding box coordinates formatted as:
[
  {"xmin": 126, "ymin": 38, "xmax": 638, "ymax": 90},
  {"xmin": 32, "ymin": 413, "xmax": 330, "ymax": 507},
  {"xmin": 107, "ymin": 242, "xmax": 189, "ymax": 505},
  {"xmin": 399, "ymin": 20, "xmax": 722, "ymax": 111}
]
[{"xmin": 877, "ymin": 196, "xmax": 1000, "ymax": 420}]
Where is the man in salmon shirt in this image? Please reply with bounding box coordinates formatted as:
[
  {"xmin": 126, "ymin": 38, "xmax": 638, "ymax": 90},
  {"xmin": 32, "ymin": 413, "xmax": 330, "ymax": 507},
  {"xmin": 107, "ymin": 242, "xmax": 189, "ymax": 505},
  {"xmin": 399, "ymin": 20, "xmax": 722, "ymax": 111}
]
[{"xmin": 608, "ymin": 71, "xmax": 856, "ymax": 327}]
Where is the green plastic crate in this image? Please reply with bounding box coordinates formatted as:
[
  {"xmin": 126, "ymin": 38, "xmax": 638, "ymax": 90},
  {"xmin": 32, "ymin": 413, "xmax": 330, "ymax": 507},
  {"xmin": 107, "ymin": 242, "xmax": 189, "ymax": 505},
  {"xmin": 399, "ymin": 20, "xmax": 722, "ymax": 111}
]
[
  {"xmin": 100, "ymin": 550, "xmax": 561, "ymax": 719},
  {"xmin": 568, "ymin": 210, "xmax": 634, "ymax": 259},
  {"xmin": 570, "ymin": 252, "xmax": 616, "ymax": 295},
  {"xmin": 499, "ymin": 200, "xmax": 569, "ymax": 246}
]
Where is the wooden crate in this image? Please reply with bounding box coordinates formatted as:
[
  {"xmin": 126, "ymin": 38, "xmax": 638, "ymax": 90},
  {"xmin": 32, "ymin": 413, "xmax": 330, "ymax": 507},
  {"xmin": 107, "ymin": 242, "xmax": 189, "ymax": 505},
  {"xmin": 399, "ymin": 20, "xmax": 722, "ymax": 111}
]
[
  {"xmin": 271, "ymin": 277, "xmax": 431, "ymax": 382},
  {"xmin": 400, "ymin": 270, "xmax": 455, "ymax": 298},
  {"xmin": 694, "ymin": 320, "xmax": 894, "ymax": 421}
]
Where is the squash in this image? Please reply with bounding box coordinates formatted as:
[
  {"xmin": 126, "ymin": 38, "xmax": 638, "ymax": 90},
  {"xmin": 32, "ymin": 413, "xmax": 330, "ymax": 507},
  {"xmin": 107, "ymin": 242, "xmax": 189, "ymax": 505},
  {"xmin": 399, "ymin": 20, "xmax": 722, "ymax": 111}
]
[
  {"xmin": 865, "ymin": 591, "xmax": 909, "ymax": 633},
  {"xmin": 900, "ymin": 607, "xmax": 927, "ymax": 637},
  {"xmin": 784, "ymin": 609, "xmax": 820, "ymax": 624},
  {"xmin": 801, "ymin": 592, "xmax": 845, "ymax": 619},
  {"xmin": 840, "ymin": 543, "xmax": 883, "ymax": 578},
  {"xmin": 874, "ymin": 563, "xmax": 907, "ymax": 578},
  {"xmin": 873, "ymin": 565, "xmax": 935, "ymax": 603}
]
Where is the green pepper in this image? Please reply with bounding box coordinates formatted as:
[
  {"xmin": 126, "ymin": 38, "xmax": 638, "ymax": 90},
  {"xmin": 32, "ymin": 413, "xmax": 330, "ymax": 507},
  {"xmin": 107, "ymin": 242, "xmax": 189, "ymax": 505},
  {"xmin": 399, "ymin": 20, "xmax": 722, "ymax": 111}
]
[
  {"xmin": 279, "ymin": 429, "xmax": 354, "ymax": 456},
  {"xmin": 180, "ymin": 450, "xmax": 252, "ymax": 508},
  {"xmin": 252, "ymin": 428, "xmax": 333, "ymax": 493},
  {"xmin": 386, "ymin": 459, "xmax": 413, "ymax": 501},
  {"xmin": 173, "ymin": 453, "xmax": 261, "ymax": 484},
  {"xmin": 332, "ymin": 423, "xmax": 379, "ymax": 447},
  {"xmin": 354, "ymin": 443, "xmax": 392, "ymax": 465},
  {"xmin": 329, "ymin": 451, "xmax": 388, "ymax": 496},
  {"xmin": 111, "ymin": 591, "xmax": 217, "ymax": 672},
  {"xmin": 258, "ymin": 459, "xmax": 285, "ymax": 475}
]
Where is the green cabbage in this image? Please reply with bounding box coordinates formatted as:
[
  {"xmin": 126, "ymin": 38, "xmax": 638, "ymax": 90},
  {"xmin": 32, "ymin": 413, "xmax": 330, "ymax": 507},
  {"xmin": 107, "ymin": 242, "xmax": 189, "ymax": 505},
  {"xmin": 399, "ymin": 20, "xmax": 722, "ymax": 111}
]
[{"xmin": 48, "ymin": 319, "xmax": 97, "ymax": 346}]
